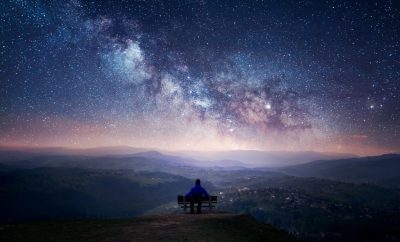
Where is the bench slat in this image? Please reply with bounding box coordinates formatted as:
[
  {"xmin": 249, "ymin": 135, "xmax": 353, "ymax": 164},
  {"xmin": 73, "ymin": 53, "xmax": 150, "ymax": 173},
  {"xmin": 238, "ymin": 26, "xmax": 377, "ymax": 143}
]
[
  {"xmin": 177, "ymin": 195, "xmax": 218, "ymax": 203},
  {"xmin": 177, "ymin": 195, "xmax": 217, "ymax": 211},
  {"xmin": 179, "ymin": 205, "xmax": 216, "ymax": 208}
]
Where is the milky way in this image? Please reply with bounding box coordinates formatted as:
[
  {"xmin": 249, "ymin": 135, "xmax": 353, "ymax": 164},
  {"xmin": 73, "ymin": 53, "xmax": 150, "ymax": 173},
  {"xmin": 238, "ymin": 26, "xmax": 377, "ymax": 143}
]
[{"xmin": 1, "ymin": 0, "xmax": 399, "ymax": 154}]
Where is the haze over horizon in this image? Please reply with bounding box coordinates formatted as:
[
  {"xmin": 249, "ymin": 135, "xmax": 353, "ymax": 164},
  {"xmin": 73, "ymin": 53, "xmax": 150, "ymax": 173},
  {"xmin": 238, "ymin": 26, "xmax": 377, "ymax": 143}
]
[
  {"xmin": 0, "ymin": 144, "xmax": 391, "ymax": 159},
  {"xmin": 1, "ymin": 0, "xmax": 399, "ymax": 156}
]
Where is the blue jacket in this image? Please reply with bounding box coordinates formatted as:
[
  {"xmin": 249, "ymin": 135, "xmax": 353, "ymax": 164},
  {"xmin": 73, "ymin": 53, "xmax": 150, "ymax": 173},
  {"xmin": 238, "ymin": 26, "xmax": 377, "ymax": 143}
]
[{"xmin": 186, "ymin": 184, "xmax": 209, "ymax": 197}]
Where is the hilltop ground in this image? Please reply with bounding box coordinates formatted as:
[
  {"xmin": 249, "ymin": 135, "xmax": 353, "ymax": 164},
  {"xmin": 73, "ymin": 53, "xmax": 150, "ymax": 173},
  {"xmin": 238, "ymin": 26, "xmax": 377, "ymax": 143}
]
[{"xmin": 0, "ymin": 213, "xmax": 297, "ymax": 242}]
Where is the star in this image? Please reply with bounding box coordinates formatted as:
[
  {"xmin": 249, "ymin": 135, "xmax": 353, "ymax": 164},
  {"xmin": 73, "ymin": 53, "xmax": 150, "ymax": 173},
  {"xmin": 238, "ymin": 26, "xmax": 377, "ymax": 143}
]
[{"xmin": 0, "ymin": 0, "xmax": 398, "ymax": 155}]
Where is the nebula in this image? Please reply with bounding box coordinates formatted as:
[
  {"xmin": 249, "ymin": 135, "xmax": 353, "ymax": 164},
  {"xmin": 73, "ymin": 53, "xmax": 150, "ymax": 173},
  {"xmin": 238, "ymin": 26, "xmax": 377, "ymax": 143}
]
[{"xmin": 1, "ymin": 0, "xmax": 399, "ymax": 155}]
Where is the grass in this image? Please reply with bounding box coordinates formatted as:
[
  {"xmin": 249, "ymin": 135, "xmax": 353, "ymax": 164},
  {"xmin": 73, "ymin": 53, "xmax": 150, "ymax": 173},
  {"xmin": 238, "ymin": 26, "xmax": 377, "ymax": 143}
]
[{"xmin": 0, "ymin": 213, "xmax": 298, "ymax": 242}]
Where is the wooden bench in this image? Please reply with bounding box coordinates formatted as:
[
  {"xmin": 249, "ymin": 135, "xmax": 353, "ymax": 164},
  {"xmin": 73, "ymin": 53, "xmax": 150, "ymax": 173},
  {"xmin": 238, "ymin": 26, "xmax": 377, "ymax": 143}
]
[{"xmin": 177, "ymin": 195, "xmax": 218, "ymax": 211}]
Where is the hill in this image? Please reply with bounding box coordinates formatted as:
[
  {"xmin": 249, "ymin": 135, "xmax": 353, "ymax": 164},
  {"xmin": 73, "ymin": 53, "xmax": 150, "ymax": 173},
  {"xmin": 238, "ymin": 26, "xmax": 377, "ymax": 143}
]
[
  {"xmin": 281, "ymin": 154, "xmax": 400, "ymax": 187},
  {"xmin": 218, "ymin": 176, "xmax": 400, "ymax": 241},
  {"xmin": 0, "ymin": 213, "xmax": 297, "ymax": 242},
  {"xmin": 2, "ymin": 150, "xmax": 400, "ymax": 241},
  {"xmin": 0, "ymin": 150, "xmax": 285, "ymax": 188},
  {"xmin": 0, "ymin": 167, "xmax": 200, "ymax": 221},
  {"xmin": 0, "ymin": 146, "xmax": 356, "ymax": 168}
]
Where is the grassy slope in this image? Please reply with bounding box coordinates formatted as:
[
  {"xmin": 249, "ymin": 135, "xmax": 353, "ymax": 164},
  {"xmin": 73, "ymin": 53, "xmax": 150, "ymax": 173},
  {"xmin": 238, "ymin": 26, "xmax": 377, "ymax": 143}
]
[{"xmin": 0, "ymin": 213, "xmax": 298, "ymax": 242}]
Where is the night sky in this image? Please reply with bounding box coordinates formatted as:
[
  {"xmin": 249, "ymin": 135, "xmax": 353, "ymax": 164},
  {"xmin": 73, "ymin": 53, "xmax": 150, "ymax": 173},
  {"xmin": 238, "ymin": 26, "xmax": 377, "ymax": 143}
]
[{"xmin": 1, "ymin": 0, "xmax": 399, "ymax": 155}]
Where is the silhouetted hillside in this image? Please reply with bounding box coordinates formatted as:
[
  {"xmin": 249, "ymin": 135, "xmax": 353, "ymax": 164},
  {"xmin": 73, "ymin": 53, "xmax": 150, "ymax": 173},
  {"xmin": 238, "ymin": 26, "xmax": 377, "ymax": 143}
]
[
  {"xmin": 0, "ymin": 213, "xmax": 297, "ymax": 242},
  {"xmin": 1, "ymin": 150, "xmax": 400, "ymax": 241},
  {"xmin": 0, "ymin": 167, "xmax": 201, "ymax": 221}
]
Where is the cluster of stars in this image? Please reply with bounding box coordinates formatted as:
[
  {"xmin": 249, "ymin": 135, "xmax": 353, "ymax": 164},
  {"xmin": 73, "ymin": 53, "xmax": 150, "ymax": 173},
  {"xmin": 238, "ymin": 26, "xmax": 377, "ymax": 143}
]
[{"xmin": 0, "ymin": 0, "xmax": 399, "ymax": 154}]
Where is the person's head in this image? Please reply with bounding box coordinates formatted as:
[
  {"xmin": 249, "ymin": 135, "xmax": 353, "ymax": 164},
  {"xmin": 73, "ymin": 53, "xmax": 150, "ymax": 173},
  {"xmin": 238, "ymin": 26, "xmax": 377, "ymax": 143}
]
[{"xmin": 195, "ymin": 179, "xmax": 201, "ymax": 186}]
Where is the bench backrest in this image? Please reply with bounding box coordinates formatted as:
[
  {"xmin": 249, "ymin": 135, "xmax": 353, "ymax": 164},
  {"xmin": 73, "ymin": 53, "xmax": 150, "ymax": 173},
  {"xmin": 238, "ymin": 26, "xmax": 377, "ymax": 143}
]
[{"xmin": 177, "ymin": 195, "xmax": 217, "ymax": 203}]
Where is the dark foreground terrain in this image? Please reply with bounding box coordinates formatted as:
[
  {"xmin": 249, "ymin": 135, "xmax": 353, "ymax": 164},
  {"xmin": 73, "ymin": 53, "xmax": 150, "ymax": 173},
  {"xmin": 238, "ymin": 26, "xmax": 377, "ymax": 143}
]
[
  {"xmin": 0, "ymin": 213, "xmax": 297, "ymax": 242},
  {"xmin": 1, "ymin": 149, "xmax": 400, "ymax": 241}
]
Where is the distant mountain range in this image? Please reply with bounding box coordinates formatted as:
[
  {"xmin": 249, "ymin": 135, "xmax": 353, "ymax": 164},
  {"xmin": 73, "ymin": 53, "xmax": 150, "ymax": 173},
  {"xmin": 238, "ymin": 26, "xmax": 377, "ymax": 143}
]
[
  {"xmin": 0, "ymin": 149, "xmax": 281, "ymax": 188},
  {"xmin": 1, "ymin": 147, "xmax": 400, "ymax": 241},
  {"xmin": 1, "ymin": 147, "xmax": 398, "ymax": 187},
  {"xmin": 168, "ymin": 149, "xmax": 357, "ymax": 167},
  {"xmin": 281, "ymin": 154, "xmax": 400, "ymax": 187},
  {"xmin": 0, "ymin": 146, "xmax": 357, "ymax": 168},
  {"xmin": 0, "ymin": 145, "xmax": 146, "ymax": 157}
]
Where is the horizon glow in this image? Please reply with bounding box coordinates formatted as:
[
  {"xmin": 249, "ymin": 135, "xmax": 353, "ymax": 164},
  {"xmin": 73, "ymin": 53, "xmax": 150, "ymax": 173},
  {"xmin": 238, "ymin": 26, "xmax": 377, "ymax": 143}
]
[{"xmin": 1, "ymin": 0, "xmax": 399, "ymax": 156}]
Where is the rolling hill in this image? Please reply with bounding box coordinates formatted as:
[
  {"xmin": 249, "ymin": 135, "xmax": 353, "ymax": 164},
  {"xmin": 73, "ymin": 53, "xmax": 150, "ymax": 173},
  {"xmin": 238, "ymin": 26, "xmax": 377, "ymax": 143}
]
[
  {"xmin": 0, "ymin": 167, "xmax": 198, "ymax": 221},
  {"xmin": 281, "ymin": 154, "xmax": 400, "ymax": 187},
  {"xmin": 0, "ymin": 146, "xmax": 356, "ymax": 168}
]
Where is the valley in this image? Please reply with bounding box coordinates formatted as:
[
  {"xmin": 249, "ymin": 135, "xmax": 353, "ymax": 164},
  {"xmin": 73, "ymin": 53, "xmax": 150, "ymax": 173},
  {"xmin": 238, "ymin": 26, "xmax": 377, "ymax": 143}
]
[{"xmin": 1, "ymin": 148, "xmax": 400, "ymax": 241}]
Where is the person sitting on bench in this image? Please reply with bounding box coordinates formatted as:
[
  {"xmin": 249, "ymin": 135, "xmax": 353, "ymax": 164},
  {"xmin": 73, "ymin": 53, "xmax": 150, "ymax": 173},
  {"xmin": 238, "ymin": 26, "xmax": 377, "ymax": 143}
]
[{"xmin": 185, "ymin": 179, "xmax": 209, "ymax": 214}]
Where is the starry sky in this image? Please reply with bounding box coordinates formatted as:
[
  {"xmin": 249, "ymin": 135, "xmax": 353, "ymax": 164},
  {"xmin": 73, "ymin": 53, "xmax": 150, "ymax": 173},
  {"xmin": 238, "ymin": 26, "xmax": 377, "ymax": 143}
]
[{"xmin": 1, "ymin": 0, "xmax": 399, "ymax": 155}]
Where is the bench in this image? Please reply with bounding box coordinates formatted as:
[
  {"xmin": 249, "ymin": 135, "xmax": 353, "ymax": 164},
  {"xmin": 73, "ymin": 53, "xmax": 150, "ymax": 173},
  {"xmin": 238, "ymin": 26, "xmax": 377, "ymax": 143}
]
[{"xmin": 177, "ymin": 195, "xmax": 218, "ymax": 211}]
